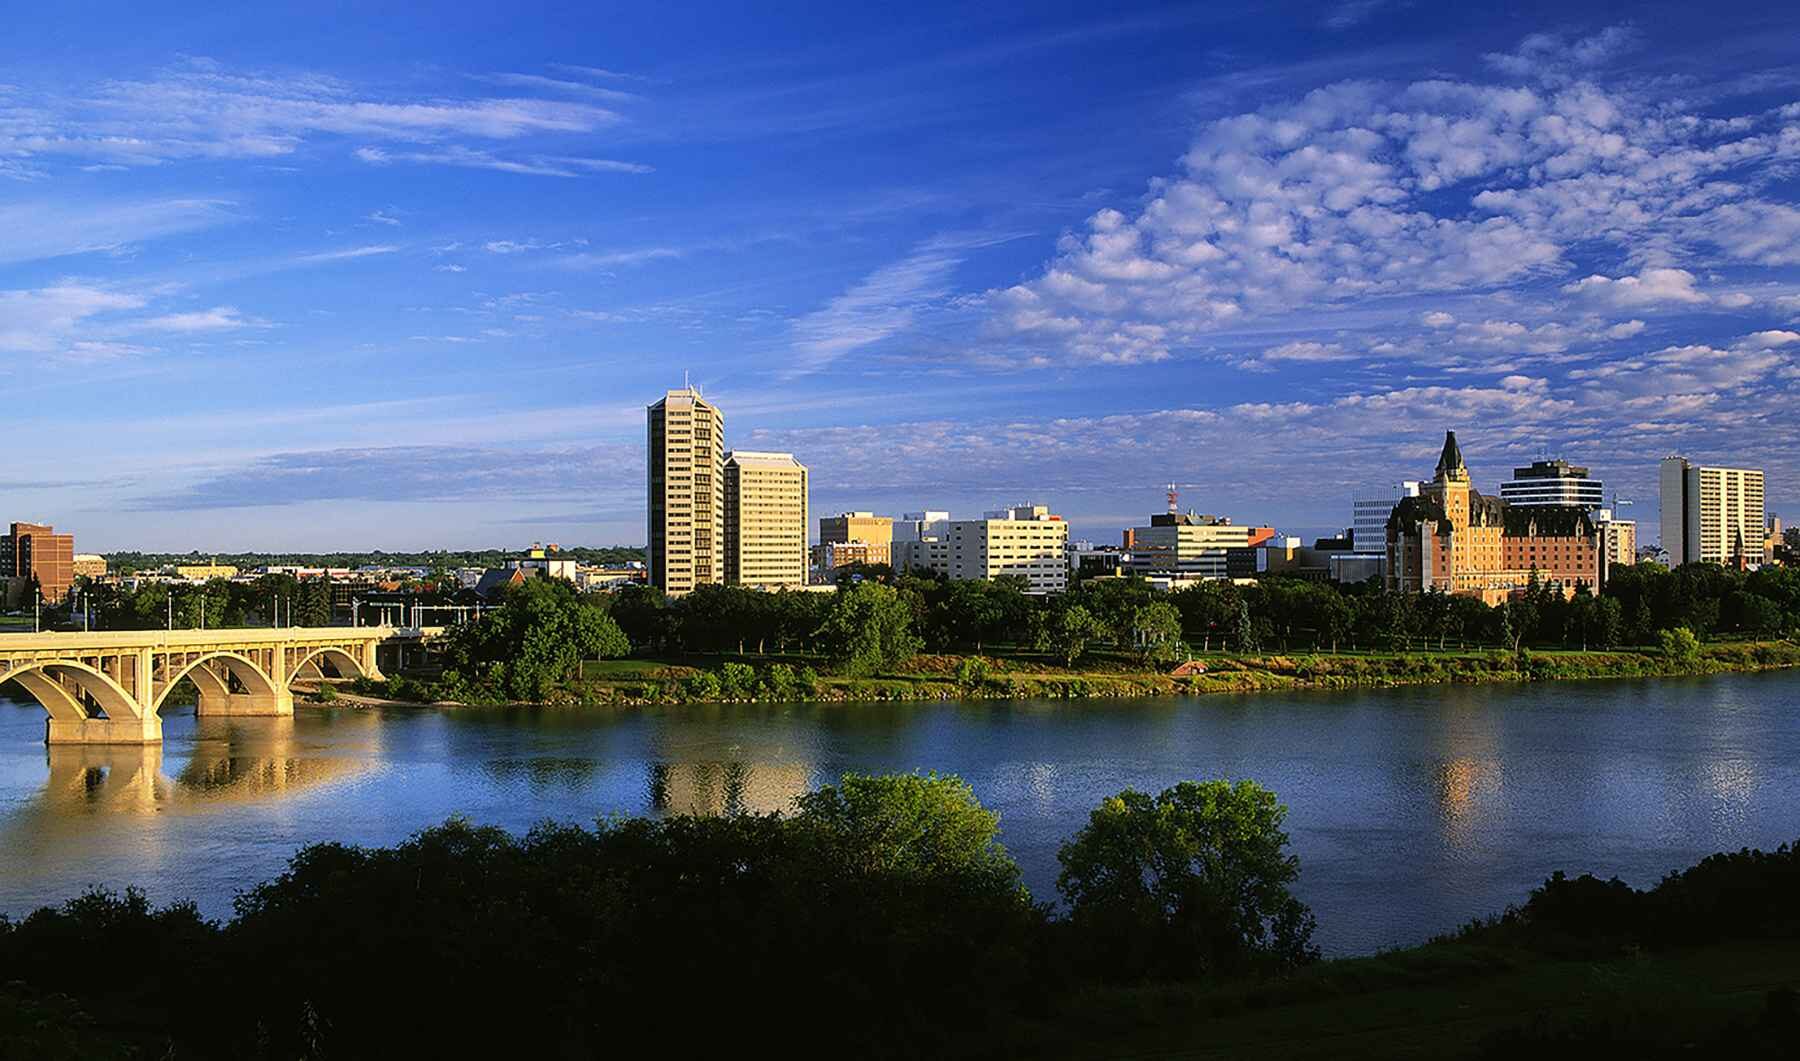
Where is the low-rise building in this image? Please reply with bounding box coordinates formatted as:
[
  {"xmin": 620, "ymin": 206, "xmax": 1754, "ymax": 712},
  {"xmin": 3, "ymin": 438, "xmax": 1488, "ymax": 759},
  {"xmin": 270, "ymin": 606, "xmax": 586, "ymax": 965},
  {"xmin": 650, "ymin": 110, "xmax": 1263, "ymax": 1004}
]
[
  {"xmin": 1128, "ymin": 511, "xmax": 1274, "ymax": 582},
  {"xmin": 173, "ymin": 563, "xmax": 240, "ymax": 581},
  {"xmin": 71, "ymin": 554, "xmax": 108, "ymax": 579},
  {"xmin": 818, "ymin": 512, "xmax": 893, "ymax": 567}
]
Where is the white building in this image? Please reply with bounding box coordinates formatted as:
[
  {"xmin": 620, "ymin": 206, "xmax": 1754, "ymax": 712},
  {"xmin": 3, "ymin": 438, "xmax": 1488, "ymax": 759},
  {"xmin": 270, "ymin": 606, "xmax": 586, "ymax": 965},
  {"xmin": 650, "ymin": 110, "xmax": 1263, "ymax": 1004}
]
[
  {"xmin": 1660, "ymin": 457, "xmax": 1766, "ymax": 566},
  {"xmin": 919, "ymin": 505, "xmax": 1069, "ymax": 593}
]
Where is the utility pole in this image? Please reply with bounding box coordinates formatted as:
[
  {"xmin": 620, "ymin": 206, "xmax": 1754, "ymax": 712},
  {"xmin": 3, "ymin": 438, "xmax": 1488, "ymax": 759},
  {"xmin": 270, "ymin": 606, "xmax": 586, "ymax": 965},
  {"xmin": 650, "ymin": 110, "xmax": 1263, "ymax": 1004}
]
[{"xmin": 167, "ymin": 591, "xmax": 173, "ymax": 631}]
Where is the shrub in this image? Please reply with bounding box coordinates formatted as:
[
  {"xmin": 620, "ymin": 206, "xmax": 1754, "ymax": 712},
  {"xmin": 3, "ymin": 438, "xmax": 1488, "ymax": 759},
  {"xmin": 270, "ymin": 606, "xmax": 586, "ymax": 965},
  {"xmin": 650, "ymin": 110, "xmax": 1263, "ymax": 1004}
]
[
  {"xmin": 1657, "ymin": 626, "xmax": 1701, "ymax": 666},
  {"xmin": 718, "ymin": 661, "xmax": 757, "ymax": 699},
  {"xmin": 684, "ymin": 669, "xmax": 721, "ymax": 700}
]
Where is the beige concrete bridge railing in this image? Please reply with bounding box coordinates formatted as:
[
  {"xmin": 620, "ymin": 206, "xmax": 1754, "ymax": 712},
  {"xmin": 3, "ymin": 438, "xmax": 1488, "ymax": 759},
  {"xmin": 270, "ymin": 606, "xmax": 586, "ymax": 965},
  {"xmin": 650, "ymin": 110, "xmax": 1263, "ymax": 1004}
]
[{"xmin": 0, "ymin": 627, "xmax": 438, "ymax": 745}]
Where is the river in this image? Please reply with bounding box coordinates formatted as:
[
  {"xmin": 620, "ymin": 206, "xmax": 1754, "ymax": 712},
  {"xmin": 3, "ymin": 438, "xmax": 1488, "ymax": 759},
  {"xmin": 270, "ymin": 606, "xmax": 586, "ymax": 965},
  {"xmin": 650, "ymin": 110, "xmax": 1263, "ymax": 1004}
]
[{"xmin": 2, "ymin": 670, "xmax": 1797, "ymax": 956}]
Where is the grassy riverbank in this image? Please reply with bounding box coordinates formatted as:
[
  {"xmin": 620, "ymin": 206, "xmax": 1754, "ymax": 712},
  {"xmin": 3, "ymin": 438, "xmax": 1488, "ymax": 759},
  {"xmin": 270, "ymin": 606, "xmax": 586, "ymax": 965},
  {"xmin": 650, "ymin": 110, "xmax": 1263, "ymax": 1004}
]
[{"xmin": 349, "ymin": 638, "xmax": 1800, "ymax": 707}]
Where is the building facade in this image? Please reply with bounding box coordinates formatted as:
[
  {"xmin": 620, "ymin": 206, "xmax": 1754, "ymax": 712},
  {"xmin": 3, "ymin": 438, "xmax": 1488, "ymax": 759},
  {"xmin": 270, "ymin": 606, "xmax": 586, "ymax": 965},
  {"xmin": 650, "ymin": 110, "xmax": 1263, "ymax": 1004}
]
[
  {"xmin": 723, "ymin": 451, "xmax": 809, "ymax": 589},
  {"xmin": 1660, "ymin": 457, "xmax": 1766, "ymax": 567},
  {"xmin": 1387, "ymin": 432, "xmax": 1606, "ymax": 604},
  {"xmin": 72, "ymin": 554, "xmax": 107, "ymax": 579},
  {"xmin": 1595, "ymin": 510, "xmax": 1637, "ymax": 568},
  {"xmin": 1127, "ymin": 512, "xmax": 1275, "ymax": 581},
  {"xmin": 1499, "ymin": 459, "xmax": 1604, "ymax": 510},
  {"xmin": 920, "ymin": 505, "xmax": 1069, "ymax": 593},
  {"xmin": 817, "ymin": 511, "xmax": 892, "ymax": 567},
  {"xmin": 1353, "ymin": 482, "xmax": 1421, "ymax": 554},
  {"xmin": 2, "ymin": 522, "xmax": 75, "ymax": 604},
  {"xmin": 647, "ymin": 387, "xmax": 726, "ymax": 596}
]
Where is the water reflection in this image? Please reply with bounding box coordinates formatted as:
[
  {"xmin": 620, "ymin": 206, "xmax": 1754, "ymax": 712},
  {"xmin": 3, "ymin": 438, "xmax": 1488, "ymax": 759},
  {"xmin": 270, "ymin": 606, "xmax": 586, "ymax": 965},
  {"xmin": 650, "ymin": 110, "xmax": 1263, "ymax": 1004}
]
[{"xmin": 20, "ymin": 714, "xmax": 381, "ymax": 819}]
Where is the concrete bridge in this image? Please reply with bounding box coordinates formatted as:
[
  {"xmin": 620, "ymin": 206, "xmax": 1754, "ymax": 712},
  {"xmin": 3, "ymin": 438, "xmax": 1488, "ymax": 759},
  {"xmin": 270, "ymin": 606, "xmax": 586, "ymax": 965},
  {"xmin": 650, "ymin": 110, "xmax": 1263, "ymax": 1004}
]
[{"xmin": 0, "ymin": 627, "xmax": 435, "ymax": 745}]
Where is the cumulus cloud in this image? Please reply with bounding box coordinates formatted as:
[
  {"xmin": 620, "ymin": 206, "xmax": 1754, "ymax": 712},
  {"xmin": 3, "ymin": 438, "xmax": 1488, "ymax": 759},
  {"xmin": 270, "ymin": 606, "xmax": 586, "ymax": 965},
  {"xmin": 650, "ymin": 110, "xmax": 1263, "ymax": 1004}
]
[
  {"xmin": 982, "ymin": 36, "xmax": 1800, "ymax": 368},
  {"xmin": 1562, "ymin": 268, "xmax": 1711, "ymax": 307}
]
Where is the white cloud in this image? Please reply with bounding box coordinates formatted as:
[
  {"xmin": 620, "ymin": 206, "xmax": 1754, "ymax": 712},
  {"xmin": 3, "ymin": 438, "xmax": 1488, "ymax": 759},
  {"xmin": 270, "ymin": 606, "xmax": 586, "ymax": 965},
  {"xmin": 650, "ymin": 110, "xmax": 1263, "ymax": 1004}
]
[
  {"xmin": 789, "ymin": 241, "xmax": 965, "ymax": 374},
  {"xmin": 136, "ymin": 306, "xmax": 260, "ymax": 332},
  {"xmin": 356, "ymin": 145, "xmax": 650, "ymax": 177},
  {"xmin": 556, "ymin": 247, "xmax": 682, "ymax": 269},
  {"xmin": 980, "ymin": 33, "xmax": 1800, "ymax": 370},
  {"xmin": 0, "ymin": 285, "xmax": 146, "ymax": 355},
  {"xmin": 0, "ymin": 198, "xmax": 234, "ymax": 266},
  {"xmin": 290, "ymin": 244, "xmax": 399, "ymax": 265},
  {"xmin": 1, "ymin": 61, "xmax": 624, "ymax": 169},
  {"xmin": 1562, "ymin": 268, "xmax": 1712, "ymax": 307},
  {"xmin": 367, "ymin": 210, "xmax": 401, "ymax": 226}
]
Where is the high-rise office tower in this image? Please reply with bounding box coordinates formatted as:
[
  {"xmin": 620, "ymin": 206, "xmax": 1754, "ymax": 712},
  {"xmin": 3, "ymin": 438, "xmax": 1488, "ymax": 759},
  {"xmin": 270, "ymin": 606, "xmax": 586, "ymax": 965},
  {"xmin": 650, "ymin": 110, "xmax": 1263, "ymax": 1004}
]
[
  {"xmin": 723, "ymin": 451, "xmax": 809, "ymax": 589},
  {"xmin": 1500, "ymin": 459, "xmax": 1604, "ymax": 510},
  {"xmin": 646, "ymin": 386, "xmax": 725, "ymax": 596},
  {"xmin": 1660, "ymin": 457, "xmax": 1766, "ymax": 566}
]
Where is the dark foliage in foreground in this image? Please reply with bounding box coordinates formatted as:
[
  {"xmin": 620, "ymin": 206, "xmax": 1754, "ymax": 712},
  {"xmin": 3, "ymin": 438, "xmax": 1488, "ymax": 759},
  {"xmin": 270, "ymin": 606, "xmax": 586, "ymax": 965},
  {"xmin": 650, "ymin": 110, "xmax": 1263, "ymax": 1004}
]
[
  {"xmin": 0, "ymin": 774, "xmax": 1313, "ymax": 1059},
  {"xmin": 1459, "ymin": 839, "xmax": 1800, "ymax": 957}
]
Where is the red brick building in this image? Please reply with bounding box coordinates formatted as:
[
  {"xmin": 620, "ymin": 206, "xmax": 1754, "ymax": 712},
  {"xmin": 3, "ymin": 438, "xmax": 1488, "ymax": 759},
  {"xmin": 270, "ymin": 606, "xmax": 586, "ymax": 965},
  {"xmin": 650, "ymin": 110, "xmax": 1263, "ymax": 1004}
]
[{"xmin": 2, "ymin": 522, "xmax": 76, "ymax": 605}]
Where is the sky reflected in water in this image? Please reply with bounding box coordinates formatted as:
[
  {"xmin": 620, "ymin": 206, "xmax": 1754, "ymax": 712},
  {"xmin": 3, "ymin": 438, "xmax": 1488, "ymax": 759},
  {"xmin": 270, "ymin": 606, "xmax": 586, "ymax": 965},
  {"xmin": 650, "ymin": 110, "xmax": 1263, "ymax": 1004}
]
[{"xmin": 3, "ymin": 672, "xmax": 1798, "ymax": 956}]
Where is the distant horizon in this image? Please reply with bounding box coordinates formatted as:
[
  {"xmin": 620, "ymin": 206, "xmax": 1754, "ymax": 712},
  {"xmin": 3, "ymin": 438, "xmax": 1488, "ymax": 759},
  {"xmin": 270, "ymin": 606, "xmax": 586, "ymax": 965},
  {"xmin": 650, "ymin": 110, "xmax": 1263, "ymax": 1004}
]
[{"xmin": 4, "ymin": 2, "xmax": 1795, "ymax": 551}]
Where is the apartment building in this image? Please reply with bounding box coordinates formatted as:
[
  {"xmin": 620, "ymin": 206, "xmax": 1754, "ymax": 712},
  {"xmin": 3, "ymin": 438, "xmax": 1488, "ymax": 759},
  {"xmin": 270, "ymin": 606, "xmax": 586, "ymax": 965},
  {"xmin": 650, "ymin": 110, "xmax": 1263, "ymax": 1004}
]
[
  {"xmin": 1660, "ymin": 457, "xmax": 1766, "ymax": 567},
  {"xmin": 1595, "ymin": 509, "xmax": 1637, "ymax": 568},
  {"xmin": 723, "ymin": 451, "xmax": 809, "ymax": 589},
  {"xmin": 647, "ymin": 387, "xmax": 726, "ymax": 595}
]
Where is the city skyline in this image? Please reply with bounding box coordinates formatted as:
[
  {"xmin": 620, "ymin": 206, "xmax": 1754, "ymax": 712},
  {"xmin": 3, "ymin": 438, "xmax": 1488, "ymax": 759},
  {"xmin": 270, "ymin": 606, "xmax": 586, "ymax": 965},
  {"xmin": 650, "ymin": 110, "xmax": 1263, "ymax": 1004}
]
[{"xmin": 4, "ymin": 3, "xmax": 1799, "ymax": 550}]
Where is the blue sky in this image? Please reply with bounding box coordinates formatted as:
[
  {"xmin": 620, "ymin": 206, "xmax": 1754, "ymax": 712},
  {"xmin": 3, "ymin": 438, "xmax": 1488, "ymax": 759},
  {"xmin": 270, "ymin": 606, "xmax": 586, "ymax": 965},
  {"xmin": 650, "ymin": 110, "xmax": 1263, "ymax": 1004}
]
[{"xmin": 3, "ymin": 1, "xmax": 1798, "ymax": 550}]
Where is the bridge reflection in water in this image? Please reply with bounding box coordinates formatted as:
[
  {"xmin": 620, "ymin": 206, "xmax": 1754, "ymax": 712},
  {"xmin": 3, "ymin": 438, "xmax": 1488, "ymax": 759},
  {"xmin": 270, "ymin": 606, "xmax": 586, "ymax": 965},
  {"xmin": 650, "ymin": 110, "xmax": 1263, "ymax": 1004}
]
[{"xmin": 31, "ymin": 714, "xmax": 382, "ymax": 817}]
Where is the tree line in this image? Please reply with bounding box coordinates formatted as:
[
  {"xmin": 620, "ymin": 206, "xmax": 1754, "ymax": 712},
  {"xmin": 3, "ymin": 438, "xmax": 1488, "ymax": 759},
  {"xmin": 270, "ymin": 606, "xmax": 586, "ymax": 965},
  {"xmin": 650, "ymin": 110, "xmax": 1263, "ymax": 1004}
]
[
  {"xmin": 0, "ymin": 773, "xmax": 1315, "ymax": 1058},
  {"xmin": 4, "ymin": 772, "xmax": 1796, "ymax": 1057}
]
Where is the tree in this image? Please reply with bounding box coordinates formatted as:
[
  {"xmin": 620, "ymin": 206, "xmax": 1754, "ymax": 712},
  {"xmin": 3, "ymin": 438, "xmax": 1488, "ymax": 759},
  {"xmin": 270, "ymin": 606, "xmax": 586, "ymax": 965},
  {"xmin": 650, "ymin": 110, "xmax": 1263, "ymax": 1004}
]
[
  {"xmin": 1232, "ymin": 599, "xmax": 1258, "ymax": 653},
  {"xmin": 1057, "ymin": 779, "xmax": 1318, "ymax": 980},
  {"xmin": 1035, "ymin": 602, "xmax": 1108, "ymax": 666},
  {"xmin": 792, "ymin": 772, "xmax": 1023, "ymax": 896},
  {"xmin": 816, "ymin": 583, "xmax": 920, "ymax": 677},
  {"xmin": 1127, "ymin": 600, "xmax": 1185, "ymax": 666},
  {"xmin": 441, "ymin": 578, "xmax": 630, "ymax": 700}
]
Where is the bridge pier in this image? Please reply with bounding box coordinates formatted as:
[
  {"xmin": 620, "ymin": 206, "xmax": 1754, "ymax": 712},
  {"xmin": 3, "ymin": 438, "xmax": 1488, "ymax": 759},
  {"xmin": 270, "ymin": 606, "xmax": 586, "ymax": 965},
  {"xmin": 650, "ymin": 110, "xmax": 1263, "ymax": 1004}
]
[
  {"xmin": 195, "ymin": 687, "xmax": 294, "ymax": 718},
  {"xmin": 46, "ymin": 714, "xmax": 163, "ymax": 745}
]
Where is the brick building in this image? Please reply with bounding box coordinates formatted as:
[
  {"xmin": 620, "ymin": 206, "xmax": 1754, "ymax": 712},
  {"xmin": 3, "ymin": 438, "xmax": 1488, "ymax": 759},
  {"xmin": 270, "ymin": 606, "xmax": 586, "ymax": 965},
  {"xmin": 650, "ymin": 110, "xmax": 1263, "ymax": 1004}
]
[{"xmin": 1, "ymin": 522, "xmax": 76, "ymax": 605}]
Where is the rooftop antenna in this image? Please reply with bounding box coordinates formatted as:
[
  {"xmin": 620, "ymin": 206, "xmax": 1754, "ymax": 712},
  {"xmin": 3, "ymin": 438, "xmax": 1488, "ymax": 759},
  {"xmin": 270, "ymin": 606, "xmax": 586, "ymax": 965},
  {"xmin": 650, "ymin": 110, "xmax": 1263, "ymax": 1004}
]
[{"xmin": 1166, "ymin": 483, "xmax": 1179, "ymax": 515}]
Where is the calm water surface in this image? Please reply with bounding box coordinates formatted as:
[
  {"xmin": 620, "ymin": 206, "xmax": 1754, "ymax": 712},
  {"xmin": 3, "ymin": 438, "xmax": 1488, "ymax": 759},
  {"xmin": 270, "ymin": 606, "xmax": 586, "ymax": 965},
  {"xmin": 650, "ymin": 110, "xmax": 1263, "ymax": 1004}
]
[{"xmin": 3, "ymin": 671, "xmax": 1797, "ymax": 956}]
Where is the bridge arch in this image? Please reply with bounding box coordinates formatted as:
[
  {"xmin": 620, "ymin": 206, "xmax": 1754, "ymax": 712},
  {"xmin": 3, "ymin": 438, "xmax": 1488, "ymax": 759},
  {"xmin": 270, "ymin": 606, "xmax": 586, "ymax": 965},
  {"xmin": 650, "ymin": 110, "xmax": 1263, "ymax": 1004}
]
[
  {"xmin": 3, "ymin": 661, "xmax": 142, "ymax": 723},
  {"xmin": 289, "ymin": 646, "xmax": 369, "ymax": 684},
  {"xmin": 153, "ymin": 651, "xmax": 280, "ymax": 714}
]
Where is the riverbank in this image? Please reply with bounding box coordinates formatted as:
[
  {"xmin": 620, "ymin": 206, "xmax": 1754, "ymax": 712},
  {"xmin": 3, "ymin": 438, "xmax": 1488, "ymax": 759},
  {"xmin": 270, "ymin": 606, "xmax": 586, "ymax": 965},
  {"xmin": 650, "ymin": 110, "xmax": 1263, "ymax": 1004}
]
[{"xmin": 345, "ymin": 639, "xmax": 1800, "ymax": 708}]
